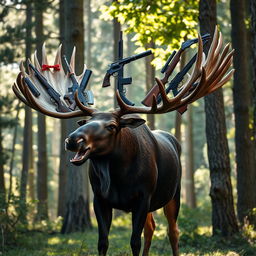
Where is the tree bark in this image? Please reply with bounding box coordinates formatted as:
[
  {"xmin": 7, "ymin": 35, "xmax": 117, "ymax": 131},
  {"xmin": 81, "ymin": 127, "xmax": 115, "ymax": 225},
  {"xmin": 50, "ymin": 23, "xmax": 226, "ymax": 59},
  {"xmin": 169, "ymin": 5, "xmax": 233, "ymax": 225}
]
[
  {"xmin": 250, "ymin": 0, "xmax": 256, "ymax": 225},
  {"xmin": 230, "ymin": 0, "xmax": 256, "ymax": 224},
  {"xmin": 8, "ymin": 104, "xmax": 21, "ymax": 204},
  {"xmin": 0, "ymin": 125, "xmax": 5, "ymax": 199},
  {"xmin": 145, "ymin": 41, "xmax": 155, "ymax": 130},
  {"xmin": 20, "ymin": 2, "xmax": 33, "ymax": 222},
  {"xmin": 199, "ymin": 0, "xmax": 239, "ymax": 236},
  {"xmin": 35, "ymin": 0, "xmax": 48, "ymax": 220},
  {"xmin": 58, "ymin": 120, "xmax": 68, "ymax": 217},
  {"xmin": 57, "ymin": 0, "xmax": 68, "ymax": 218},
  {"xmin": 86, "ymin": 0, "xmax": 92, "ymax": 70},
  {"xmin": 251, "ymin": 0, "xmax": 256, "ymax": 141},
  {"xmin": 184, "ymin": 106, "xmax": 196, "ymax": 208},
  {"xmin": 174, "ymin": 51, "xmax": 186, "ymax": 142},
  {"xmin": 61, "ymin": 0, "xmax": 92, "ymax": 233},
  {"xmin": 113, "ymin": 0, "xmax": 121, "ymax": 109}
]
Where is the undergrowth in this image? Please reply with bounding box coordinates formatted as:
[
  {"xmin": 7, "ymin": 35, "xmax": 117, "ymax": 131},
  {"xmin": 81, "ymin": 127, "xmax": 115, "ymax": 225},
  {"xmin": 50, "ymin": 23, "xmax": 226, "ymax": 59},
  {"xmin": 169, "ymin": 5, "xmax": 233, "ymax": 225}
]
[{"xmin": 3, "ymin": 205, "xmax": 256, "ymax": 256}]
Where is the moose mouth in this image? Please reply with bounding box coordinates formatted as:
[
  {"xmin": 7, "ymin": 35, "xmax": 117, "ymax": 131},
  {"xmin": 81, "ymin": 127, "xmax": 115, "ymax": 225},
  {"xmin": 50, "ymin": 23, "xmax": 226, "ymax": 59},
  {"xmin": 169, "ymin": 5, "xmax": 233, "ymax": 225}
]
[{"xmin": 70, "ymin": 147, "xmax": 91, "ymax": 166}]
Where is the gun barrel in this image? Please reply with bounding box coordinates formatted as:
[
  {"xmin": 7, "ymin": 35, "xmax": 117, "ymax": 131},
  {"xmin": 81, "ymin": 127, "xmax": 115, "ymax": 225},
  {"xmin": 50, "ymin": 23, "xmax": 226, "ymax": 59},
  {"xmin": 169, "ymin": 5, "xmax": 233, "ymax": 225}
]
[
  {"xmin": 80, "ymin": 69, "xmax": 92, "ymax": 91},
  {"xmin": 24, "ymin": 77, "xmax": 40, "ymax": 97},
  {"xmin": 124, "ymin": 50, "xmax": 152, "ymax": 63},
  {"xmin": 63, "ymin": 55, "xmax": 72, "ymax": 73},
  {"xmin": 161, "ymin": 51, "xmax": 177, "ymax": 74}
]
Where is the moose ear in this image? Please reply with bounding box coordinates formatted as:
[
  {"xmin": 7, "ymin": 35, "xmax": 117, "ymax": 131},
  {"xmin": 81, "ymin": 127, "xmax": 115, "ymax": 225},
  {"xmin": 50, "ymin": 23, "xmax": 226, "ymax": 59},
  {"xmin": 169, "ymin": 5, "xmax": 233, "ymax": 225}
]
[
  {"xmin": 120, "ymin": 117, "xmax": 146, "ymax": 129},
  {"xmin": 77, "ymin": 119, "xmax": 87, "ymax": 126}
]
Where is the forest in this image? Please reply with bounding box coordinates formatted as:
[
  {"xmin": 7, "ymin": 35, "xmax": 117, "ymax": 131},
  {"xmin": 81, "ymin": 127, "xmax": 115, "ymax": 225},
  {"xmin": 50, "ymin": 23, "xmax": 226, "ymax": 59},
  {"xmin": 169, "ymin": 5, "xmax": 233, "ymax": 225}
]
[{"xmin": 0, "ymin": 0, "xmax": 256, "ymax": 255}]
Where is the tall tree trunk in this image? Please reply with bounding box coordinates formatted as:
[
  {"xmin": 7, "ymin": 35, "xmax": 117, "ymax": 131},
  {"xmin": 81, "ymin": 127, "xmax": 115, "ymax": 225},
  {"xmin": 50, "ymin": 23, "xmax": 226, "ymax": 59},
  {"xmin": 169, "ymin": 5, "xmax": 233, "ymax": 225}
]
[
  {"xmin": 20, "ymin": 1, "xmax": 33, "ymax": 223},
  {"xmin": 113, "ymin": 0, "xmax": 121, "ymax": 109},
  {"xmin": 58, "ymin": 120, "xmax": 68, "ymax": 217},
  {"xmin": 0, "ymin": 126, "xmax": 5, "ymax": 199},
  {"xmin": 57, "ymin": 0, "xmax": 68, "ymax": 218},
  {"xmin": 250, "ymin": 0, "xmax": 256, "ymax": 225},
  {"xmin": 174, "ymin": 52, "xmax": 186, "ymax": 142},
  {"xmin": 251, "ymin": 0, "xmax": 256, "ymax": 140},
  {"xmin": 61, "ymin": 0, "xmax": 92, "ymax": 233},
  {"xmin": 7, "ymin": 104, "xmax": 21, "ymax": 205},
  {"xmin": 230, "ymin": 0, "xmax": 256, "ymax": 224},
  {"xmin": 184, "ymin": 106, "xmax": 196, "ymax": 208},
  {"xmin": 86, "ymin": 0, "xmax": 92, "ymax": 69},
  {"xmin": 145, "ymin": 41, "xmax": 155, "ymax": 130},
  {"xmin": 199, "ymin": 0, "xmax": 239, "ymax": 236},
  {"xmin": 35, "ymin": 0, "xmax": 48, "ymax": 220}
]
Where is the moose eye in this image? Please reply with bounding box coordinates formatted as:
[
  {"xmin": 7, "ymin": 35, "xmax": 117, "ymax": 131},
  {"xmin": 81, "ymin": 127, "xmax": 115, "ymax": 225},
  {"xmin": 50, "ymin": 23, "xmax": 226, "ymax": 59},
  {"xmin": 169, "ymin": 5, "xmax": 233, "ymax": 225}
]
[{"xmin": 106, "ymin": 124, "xmax": 116, "ymax": 131}]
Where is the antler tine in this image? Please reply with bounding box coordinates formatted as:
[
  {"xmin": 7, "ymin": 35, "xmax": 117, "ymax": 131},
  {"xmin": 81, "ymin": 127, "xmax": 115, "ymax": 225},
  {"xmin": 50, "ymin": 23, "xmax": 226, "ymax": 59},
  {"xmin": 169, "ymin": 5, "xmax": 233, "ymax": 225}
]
[
  {"xmin": 74, "ymin": 91, "xmax": 97, "ymax": 116},
  {"xmin": 54, "ymin": 44, "xmax": 62, "ymax": 65},
  {"xmin": 42, "ymin": 43, "xmax": 49, "ymax": 65},
  {"xmin": 34, "ymin": 50, "xmax": 41, "ymax": 69},
  {"xmin": 70, "ymin": 47, "xmax": 76, "ymax": 71},
  {"xmin": 12, "ymin": 82, "xmax": 32, "ymax": 108}
]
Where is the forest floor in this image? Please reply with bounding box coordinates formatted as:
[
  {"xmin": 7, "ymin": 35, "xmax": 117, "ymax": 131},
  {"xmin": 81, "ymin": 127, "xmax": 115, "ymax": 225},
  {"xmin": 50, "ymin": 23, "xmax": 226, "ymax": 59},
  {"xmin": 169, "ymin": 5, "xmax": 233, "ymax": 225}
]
[{"xmin": 4, "ymin": 205, "xmax": 256, "ymax": 256}]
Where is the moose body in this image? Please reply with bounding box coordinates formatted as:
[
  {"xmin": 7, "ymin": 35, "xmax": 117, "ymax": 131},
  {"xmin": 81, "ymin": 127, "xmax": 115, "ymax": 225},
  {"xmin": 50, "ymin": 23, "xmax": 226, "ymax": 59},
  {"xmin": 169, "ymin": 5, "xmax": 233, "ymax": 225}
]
[{"xmin": 66, "ymin": 113, "xmax": 181, "ymax": 256}]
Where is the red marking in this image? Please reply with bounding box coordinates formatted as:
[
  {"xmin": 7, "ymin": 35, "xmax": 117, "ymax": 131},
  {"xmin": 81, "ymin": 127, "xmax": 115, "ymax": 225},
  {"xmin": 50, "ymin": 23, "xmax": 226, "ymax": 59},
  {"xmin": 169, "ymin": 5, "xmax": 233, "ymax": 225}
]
[{"xmin": 42, "ymin": 64, "xmax": 60, "ymax": 71}]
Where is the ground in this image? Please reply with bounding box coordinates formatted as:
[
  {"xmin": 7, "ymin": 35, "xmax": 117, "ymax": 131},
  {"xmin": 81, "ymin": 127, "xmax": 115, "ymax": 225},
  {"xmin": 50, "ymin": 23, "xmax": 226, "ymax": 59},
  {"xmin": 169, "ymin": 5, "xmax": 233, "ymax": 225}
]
[{"xmin": 4, "ymin": 205, "xmax": 256, "ymax": 256}]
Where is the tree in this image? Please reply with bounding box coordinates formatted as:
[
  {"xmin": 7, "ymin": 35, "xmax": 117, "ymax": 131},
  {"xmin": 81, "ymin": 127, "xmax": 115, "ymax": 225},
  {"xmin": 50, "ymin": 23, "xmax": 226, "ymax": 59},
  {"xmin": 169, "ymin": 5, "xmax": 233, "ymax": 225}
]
[
  {"xmin": 20, "ymin": 1, "xmax": 33, "ymax": 222},
  {"xmin": 199, "ymin": 0, "xmax": 239, "ymax": 236},
  {"xmin": 61, "ymin": 0, "xmax": 92, "ymax": 233},
  {"xmin": 184, "ymin": 106, "xmax": 196, "ymax": 208},
  {"xmin": 250, "ymin": 1, "xmax": 256, "ymax": 211},
  {"xmin": 230, "ymin": 0, "xmax": 256, "ymax": 224},
  {"xmin": 145, "ymin": 41, "xmax": 155, "ymax": 130},
  {"xmin": 34, "ymin": 0, "xmax": 48, "ymax": 221},
  {"xmin": 57, "ymin": 0, "xmax": 68, "ymax": 218}
]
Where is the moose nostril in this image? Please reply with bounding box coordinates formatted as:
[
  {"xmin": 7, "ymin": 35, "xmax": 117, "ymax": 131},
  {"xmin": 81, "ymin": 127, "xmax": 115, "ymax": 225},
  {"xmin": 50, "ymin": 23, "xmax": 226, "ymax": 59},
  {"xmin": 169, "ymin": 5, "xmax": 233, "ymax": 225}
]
[{"xmin": 76, "ymin": 138, "xmax": 84, "ymax": 144}]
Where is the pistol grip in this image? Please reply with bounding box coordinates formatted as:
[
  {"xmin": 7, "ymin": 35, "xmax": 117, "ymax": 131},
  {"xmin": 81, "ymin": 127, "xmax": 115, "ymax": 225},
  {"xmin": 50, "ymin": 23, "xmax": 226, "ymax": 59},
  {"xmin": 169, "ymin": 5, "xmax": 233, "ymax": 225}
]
[{"xmin": 102, "ymin": 73, "xmax": 111, "ymax": 87}]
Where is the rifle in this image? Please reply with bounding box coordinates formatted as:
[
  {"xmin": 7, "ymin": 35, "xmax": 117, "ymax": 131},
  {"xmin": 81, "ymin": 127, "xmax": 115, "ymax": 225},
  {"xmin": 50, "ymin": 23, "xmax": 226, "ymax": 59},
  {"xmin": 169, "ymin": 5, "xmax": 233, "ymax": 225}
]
[
  {"xmin": 157, "ymin": 38, "xmax": 209, "ymax": 104},
  {"xmin": 102, "ymin": 49, "xmax": 152, "ymax": 89},
  {"xmin": 141, "ymin": 33, "xmax": 210, "ymax": 106},
  {"xmin": 116, "ymin": 31, "xmax": 133, "ymax": 105},
  {"xmin": 23, "ymin": 76, "xmax": 40, "ymax": 97},
  {"xmin": 28, "ymin": 63, "xmax": 70, "ymax": 112},
  {"xmin": 63, "ymin": 55, "xmax": 93, "ymax": 110}
]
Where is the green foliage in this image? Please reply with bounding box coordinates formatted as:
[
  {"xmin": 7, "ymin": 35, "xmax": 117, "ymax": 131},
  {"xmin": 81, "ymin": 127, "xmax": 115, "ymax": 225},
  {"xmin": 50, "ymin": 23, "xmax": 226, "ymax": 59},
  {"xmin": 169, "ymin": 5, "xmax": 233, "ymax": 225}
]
[
  {"xmin": 0, "ymin": 192, "xmax": 28, "ymax": 252},
  {"xmin": 101, "ymin": 0, "xmax": 199, "ymax": 66}
]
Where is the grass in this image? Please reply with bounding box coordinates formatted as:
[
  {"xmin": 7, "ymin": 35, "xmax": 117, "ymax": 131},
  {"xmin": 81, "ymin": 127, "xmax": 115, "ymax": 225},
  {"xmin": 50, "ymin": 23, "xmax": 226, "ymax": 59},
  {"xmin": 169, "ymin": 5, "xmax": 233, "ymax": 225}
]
[{"xmin": 3, "ymin": 205, "xmax": 256, "ymax": 256}]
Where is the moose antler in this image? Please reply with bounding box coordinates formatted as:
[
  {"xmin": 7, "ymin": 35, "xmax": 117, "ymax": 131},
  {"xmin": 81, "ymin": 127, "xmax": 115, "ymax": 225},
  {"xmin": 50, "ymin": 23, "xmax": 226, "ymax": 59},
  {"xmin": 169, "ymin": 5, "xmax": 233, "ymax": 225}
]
[
  {"xmin": 115, "ymin": 27, "xmax": 234, "ymax": 117},
  {"xmin": 13, "ymin": 44, "xmax": 97, "ymax": 119},
  {"xmin": 13, "ymin": 27, "xmax": 233, "ymax": 120}
]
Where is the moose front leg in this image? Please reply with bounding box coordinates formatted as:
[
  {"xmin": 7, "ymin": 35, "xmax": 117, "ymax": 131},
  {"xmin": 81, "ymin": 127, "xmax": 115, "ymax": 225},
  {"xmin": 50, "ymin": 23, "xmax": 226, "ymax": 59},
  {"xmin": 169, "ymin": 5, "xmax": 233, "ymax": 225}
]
[
  {"xmin": 130, "ymin": 199, "xmax": 150, "ymax": 256},
  {"xmin": 94, "ymin": 196, "xmax": 113, "ymax": 256}
]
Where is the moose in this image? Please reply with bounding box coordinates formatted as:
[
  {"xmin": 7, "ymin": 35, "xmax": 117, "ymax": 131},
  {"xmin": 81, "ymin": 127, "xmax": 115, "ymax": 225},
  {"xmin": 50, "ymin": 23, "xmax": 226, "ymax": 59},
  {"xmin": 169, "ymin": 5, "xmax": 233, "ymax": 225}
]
[{"xmin": 13, "ymin": 28, "xmax": 233, "ymax": 256}]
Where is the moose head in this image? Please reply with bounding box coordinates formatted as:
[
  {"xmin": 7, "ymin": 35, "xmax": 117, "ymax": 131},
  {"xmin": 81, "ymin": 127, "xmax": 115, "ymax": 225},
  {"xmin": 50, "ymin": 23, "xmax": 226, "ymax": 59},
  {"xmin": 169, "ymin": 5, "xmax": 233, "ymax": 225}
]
[{"xmin": 13, "ymin": 28, "xmax": 234, "ymax": 256}]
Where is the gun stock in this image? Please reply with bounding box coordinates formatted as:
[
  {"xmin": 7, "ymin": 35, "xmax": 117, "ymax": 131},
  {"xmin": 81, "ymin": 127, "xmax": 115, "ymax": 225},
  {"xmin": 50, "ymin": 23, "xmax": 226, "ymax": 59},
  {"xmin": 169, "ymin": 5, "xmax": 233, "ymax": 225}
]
[{"xmin": 102, "ymin": 73, "xmax": 111, "ymax": 87}]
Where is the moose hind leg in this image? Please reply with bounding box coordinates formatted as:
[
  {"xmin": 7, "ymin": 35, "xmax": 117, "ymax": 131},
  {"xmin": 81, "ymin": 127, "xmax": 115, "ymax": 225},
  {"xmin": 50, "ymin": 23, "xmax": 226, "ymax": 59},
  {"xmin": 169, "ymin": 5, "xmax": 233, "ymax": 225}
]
[
  {"xmin": 163, "ymin": 192, "xmax": 180, "ymax": 256},
  {"xmin": 142, "ymin": 212, "xmax": 155, "ymax": 256}
]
